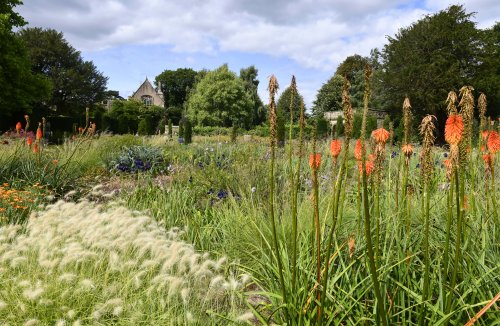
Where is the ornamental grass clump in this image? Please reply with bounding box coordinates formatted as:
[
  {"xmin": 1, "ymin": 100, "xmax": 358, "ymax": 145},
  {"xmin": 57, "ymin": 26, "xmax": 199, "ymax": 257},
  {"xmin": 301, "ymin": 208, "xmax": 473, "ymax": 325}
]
[{"xmin": 0, "ymin": 201, "xmax": 249, "ymax": 324}]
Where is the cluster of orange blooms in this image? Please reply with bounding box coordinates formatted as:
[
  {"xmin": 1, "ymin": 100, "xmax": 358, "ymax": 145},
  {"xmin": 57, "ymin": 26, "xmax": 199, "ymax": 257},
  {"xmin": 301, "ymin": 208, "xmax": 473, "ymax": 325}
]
[
  {"xmin": 481, "ymin": 130, "xmax": 500, "ymax": 171},
  {"xmin": 15, "ymin": 117, "xmax": 43, "ymax": 153},
  {"xmin": 308, "ymin": 128, "xmax": 391, "ymax": 177},
  {"xmin": 0, "ymin": 182, "xmax": 42, "ymax": 213},
  {"xmin": 444, "ymin": 113, "xmax": 500, "ymax": 172}
]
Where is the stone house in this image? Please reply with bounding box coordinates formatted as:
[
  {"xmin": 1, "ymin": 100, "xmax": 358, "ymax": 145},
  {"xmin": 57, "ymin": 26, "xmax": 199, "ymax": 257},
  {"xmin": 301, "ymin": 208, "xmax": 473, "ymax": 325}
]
[{"xmin": 131, "ymin": 77, "xmax": 164, "ymax": 107}]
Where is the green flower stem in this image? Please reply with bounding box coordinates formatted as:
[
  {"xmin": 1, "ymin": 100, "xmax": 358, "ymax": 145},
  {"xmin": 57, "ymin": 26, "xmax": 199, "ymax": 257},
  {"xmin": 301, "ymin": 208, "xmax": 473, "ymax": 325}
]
[{"xmin": 362, "ymin": 158, "xmax": 388, "ymax": 326}]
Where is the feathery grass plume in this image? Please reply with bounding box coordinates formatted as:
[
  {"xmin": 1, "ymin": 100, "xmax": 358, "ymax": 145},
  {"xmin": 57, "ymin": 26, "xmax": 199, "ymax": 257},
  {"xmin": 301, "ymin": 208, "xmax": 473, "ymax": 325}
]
[
  {"xmin": 342, "ymin": 76, "xmax": 353, "ymax": 139},
  {"xmin": 266, "ymin": 74, "xmax": 288, "ymax": 312},
  {"xmin": 446, "ymin": 91, "xmax": 458, "ymax": 115}
]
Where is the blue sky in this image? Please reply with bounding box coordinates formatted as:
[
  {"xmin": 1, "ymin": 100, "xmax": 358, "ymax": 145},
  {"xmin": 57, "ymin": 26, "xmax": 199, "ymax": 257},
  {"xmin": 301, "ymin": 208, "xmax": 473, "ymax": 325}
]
[{"xmin": 16, "ymin": 0, "xmax": 499, "ymax": 108}]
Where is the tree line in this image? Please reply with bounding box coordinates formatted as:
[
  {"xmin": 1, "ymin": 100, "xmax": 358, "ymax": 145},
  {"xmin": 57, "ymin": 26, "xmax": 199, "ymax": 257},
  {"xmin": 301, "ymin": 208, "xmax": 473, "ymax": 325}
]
[{"xmin": 1, "ymin": 2, "xmax": 498, "ymax": 141}]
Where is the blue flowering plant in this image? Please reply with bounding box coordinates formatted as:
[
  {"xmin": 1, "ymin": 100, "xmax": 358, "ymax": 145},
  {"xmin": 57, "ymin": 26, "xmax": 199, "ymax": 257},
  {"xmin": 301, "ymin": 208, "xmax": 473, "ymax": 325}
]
[{"xmin": 108, "ymin": 146, "xmax": 166, "ymax": 174}]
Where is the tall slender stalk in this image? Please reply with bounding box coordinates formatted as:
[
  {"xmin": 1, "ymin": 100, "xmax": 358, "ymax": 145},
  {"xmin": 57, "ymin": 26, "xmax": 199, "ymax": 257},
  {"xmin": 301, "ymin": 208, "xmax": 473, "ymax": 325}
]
[
  {"xmin": 289, "ymin": 76, "xmax": 299, "ymax": 292},
  {"xmin": 310, "ymin": 125, "xmax": 322, "ymax": 321},
  {"xmin": 318, "ymin": 78, "xmax": 353, "ymax": 324},
  {"xmin": 418, "ymin": 115, "xmax": 436, "ymax": 326},
  {"xmin": 267, "ymin": 75, "xmax": 288, "ymax": 312},
  {"xmin": 361, "ymin": 65, "xmax": 387, "ymax": 326}
]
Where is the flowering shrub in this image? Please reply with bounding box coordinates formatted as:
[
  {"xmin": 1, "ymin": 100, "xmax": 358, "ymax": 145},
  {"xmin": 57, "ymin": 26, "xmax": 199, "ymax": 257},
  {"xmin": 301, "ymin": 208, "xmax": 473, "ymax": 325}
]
[
  {"xmin": 0, "ymin": 201, "xmax": 252, "ymax": 324},
  {"xmin": 107, "ymin": 146, "xmax": 166, "ymax": 173},
  {"xmin": 0, "ymin": 183, "xmax": 51, "ymax": 224}
]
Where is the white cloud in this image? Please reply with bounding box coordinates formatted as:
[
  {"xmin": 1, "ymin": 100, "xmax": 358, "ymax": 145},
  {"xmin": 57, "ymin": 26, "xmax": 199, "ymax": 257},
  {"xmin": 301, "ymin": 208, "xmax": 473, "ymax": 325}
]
[{"xmin": 16, "ymin": 0, "xmax": 498, "ymax": 106}]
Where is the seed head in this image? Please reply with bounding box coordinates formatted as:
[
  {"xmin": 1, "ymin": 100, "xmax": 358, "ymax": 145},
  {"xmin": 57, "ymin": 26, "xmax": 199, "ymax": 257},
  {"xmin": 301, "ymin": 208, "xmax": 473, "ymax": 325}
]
[
  {"xmin": 446, "ymin": 91, "xmax": 458, "ymax": 115},
  {"xmin": 419, "ymin": 115, "xmax": 436, "ymax": 184},
  {"xmin": 342, "ymin": 76, "xmax": 353, "ymax": 139}
]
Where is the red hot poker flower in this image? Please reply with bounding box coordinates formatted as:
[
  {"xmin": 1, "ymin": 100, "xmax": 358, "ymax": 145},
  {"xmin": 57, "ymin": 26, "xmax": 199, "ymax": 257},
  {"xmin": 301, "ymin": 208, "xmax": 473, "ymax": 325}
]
[
  {"xmin": 309, "ymin": 153, "xmax": 322, "ymax": 170},
  {"xmin": 402, "ymin": 144, "xmax": 414, "ymax": 157},
  {"xmin": 15, "ymin": 122, "xmax": 22, "ymax": 133},
  {"xmin": 371, "ymin": 128, "xmax": 390, "ymax": 144},
  {"xmin": 26, "ymin": 137, "xmax": 33, "ymax": 147},
  {"xmin": 482, "ymin": 154, "xmax": 492, "ymax": 170},
  {"xmin": 445, "ymin": 114, "xmax": 463, "ymax": 145},
  {"xmin": 354, "ymin": 139, "xmax": 363, "ymax": 161},
  {"xmin": 357, "ymin": 160, "xmax": 374, "ymax": 176},
  {"xmin": 484, "ymin": 131, "xmax": 500, "ymax": 154},
  {"xmin": 330, "ymin": 139, "xmax": 342, "ymax": 158},
  {"xmin": 36, "ymin": 127, "xmax": 42, "ymax": 141}
]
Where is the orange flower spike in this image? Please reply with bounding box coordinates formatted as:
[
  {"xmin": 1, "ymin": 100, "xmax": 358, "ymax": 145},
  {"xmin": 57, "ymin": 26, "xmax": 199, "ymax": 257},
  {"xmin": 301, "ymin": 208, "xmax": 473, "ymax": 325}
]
[
  {"xmin": 482, "ymin": 154, "xmax": 492, "ymax": 169},
  {"xmin": 365, "ymin": 160, "xmax": 375, "ymax": 176},
  {"xmin": 26, "ymin": 137, "xmax": 33, "ymax": 147},
  {"xmin": 371, "ymin": 128, "xmax": 390, "ymax": 144},
  {"xmin": 36, "ymin": 126, "xmax": 42, "ymax": 141},
  {"xmin": 357, "ymin": 160, "xmax": 375, "ymax": 176},
  {"xmin": 33, "ymin": 143, "xmax": 39, "ymax": 153},
  {"xmin": 309, "ymin": 153, "xmax": 322, "ymax": 170},
  {"xmin": 330, "ymin": 139, "xmax": 342, "ymax": 158},
  {"xmin": 354, "ymin": 139, "xmax": 363, "ymax": 161},
  {"xmin": 402, "ymin": 143, "xmax": 414, "ymax": 156},
  {"xmin": 444, "ymin": 114, "xmax": 463, "ymax": 145},
  {"xmin": 15, "ymin": 122, "xmax": 22, "ymax": 133},
  {"xmin": 486, "ymin": 131, "xmax": 500, "ymax": 154}
]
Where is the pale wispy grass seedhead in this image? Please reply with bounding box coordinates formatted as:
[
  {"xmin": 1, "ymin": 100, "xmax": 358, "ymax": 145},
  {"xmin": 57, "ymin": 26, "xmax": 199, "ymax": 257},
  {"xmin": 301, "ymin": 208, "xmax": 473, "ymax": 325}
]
[{"xmin": 0, "ymin": 200, "xmax": 249, "ymax": 324}]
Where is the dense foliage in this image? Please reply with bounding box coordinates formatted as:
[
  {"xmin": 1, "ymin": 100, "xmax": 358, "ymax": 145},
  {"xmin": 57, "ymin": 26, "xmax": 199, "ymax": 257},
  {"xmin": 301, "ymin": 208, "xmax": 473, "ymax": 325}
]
[
  {"xmin": 155, "ymin": 68, "xmax": 197, "ymax": 124},
  {"xmin": 379, "ymin": 5, "xmax": 498, "ymax": 135},
  {"xmin": 0, "ymin": 0, "xmax": 51, "ymax": 125},
  {"xmin": 186, "ymin": 65, "xmax": 254, "ymax": 128},
  {"xmin": 18, "ymin": 28, "xmax": 108, "ymax": 118}
]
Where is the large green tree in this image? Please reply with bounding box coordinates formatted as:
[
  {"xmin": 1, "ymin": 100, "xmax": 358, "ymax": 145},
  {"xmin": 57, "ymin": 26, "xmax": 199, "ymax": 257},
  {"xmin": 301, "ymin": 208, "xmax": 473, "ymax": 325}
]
[
  {"xmin": 239, "ymin": 65, "xmax": 266, "ymax": 125},
  {"xmin": 380, "ymin": 5, "xmax": 482, "ymax": 129},
  {"xmin": 312, "ymin": 75, "xmax": 343, "ymax": 117},
  {"xmin": 474, "ymin": 22, "xmax": 500, "ymax": 118},
  {"xmin": 18, "ymin": 27, "xmax": 108, "ymax": 117},
  {"xmin": 335, "ymin": 54, "xmax": 369, "ymax": 82},
  {"xmin": 0, "ymin": 0, "xmax": 51, "ymax": 124},
  {"xmin": 155, "ymin": 68, "xmax": 197, "ymax": 124},
  {"xmin": 186, "ymin": 64, "xmax": 253, "ymax": 127},
  {"xmin": 276, "ymin": 86, "xmax": 306, "ymax": 123}
]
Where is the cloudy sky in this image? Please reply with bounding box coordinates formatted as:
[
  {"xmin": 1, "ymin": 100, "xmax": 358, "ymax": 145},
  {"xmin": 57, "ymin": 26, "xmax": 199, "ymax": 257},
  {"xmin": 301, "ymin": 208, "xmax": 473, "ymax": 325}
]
[{"xmin": 16, "ymin": 0, "xmax": 499, "ymax": 108}]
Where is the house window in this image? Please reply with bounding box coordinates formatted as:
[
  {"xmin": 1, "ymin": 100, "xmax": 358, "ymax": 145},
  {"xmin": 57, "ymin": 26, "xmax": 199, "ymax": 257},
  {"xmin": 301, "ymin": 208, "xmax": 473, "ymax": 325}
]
[{"xmin": 141, "ymin": 95, "xmax": 153, "ymax": 106}]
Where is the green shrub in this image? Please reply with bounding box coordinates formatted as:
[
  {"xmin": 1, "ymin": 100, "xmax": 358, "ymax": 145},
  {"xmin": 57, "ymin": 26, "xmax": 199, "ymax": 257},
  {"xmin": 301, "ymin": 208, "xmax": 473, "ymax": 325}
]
[
  {"xmin": 316, "ymin": 116, "xmax": 330, "ymax": 138},
  {"xmin": 184, "ymin": 119, "xmax": 193, "ymax": 144},
  {"xmin": 107, "ymin": 145, "xmax": 166, "ymax": 173}
]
